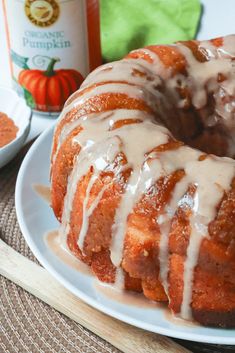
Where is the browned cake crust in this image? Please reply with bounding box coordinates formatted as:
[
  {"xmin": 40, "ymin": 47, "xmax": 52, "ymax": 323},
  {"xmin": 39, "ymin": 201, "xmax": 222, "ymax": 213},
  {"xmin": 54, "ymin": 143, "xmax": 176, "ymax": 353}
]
[{"xmin": 50, "ymin": 35, "xmax": 235, "ymax": 327}]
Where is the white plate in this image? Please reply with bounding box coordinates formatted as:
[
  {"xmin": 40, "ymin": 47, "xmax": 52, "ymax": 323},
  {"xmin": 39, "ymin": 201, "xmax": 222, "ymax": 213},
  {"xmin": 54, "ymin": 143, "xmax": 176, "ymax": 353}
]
[
  {"xmin": 15, "ymin": 125, "xmax": 235, "ymax": 345},
  {"xmin": 15, "ymin": 0, "xmax": 235, "ymax": 344}
]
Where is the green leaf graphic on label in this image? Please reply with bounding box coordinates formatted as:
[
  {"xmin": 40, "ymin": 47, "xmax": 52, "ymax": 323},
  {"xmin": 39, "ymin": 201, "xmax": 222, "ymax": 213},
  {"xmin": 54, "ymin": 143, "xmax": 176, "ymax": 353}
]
[
  {"xmin": 11, "ymin": 50, "xmax": 29, "ymax": 69},
  {"xmin": 23, "ymin": 88, "xmax": 35, "ymax": 109}
]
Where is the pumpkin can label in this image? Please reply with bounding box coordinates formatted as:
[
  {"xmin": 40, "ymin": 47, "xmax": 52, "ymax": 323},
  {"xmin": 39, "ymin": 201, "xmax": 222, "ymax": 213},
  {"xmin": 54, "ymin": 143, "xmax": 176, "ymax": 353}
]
[{"xmin": 3, "ymin": 0, "xmax": 101, "ymax": 115}]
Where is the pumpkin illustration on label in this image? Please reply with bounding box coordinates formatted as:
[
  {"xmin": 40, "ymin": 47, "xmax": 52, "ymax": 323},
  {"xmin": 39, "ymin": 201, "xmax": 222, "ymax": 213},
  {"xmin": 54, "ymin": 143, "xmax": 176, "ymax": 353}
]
[{"xmin": 18, "ymin": 57, "xmax": 84, "ymax": 112}]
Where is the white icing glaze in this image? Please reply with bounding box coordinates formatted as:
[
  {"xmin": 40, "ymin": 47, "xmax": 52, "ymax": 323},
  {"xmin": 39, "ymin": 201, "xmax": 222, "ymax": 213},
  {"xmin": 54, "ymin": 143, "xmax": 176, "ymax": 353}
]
[
  {"xmin": 156, "ymin": 146, "xmax": 201, "ymax": 294},
  {"xmin": 81, "ymin": 48, "xmax": 163, "ymax": 90},
  {"xmin": 60, "ymin": 136, "xmax": 122, "ymax": 249},
  {"xmin": 55, "ymin": 110, "xmax": 153, "ymax": 162},
  {"xmin": 158, "ymin": 176, "xmax": 190, "ymax": 294},
  {"xmin": 114, "ymin": 267, "xmax": 125, "ymax": 290},
  {"xmin": 156, "ymin": 149, "xmax": 235, "ymax": 314},
  {"xmin": 81, "ymin": 60, "xmax": 158, "ymax": 88},
  {"xmin": 181, "ymin": 156, "xmax": 235, "ymax": 319},
  {"xmin": 218, "ymin": 35, "xmax": 235, "ymax": 58},
  {"xmin": 78, "ymin": 171, "xmax": 105, "ymax": 249},
  {"xmin": 110, "ymin": 124, "xmax": 169, "ymax": 267},
  {"xmin": 74, "ymin": 82, "xmax": 147, "ymax": 106},
  {"xmin": 52, "ymin": 35, "xmax": 235, "ymax": 321},
  {"xmin": 56, "ymin": 79, "xmax": 153, "ymax": 126},
  {"xmin": 172, "ymin": 43, "xmax": 232, "ymax": 109},
  {"xmin": 60, "ymin": 113, "xmax": 170, "ymax": 254}
]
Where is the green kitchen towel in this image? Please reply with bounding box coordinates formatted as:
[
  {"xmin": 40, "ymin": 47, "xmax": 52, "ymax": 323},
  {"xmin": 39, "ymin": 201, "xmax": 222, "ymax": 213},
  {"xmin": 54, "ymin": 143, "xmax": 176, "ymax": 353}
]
[{"xmin": 101, "ymin": 0, "xmax": 201, "ymax": 62}]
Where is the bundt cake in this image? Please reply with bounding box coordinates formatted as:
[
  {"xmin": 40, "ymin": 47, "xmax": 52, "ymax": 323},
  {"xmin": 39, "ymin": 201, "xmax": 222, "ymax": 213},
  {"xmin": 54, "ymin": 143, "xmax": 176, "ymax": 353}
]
[{"xmin": 50, "ymin": 35, "xmax": 235, "ymax": 327}]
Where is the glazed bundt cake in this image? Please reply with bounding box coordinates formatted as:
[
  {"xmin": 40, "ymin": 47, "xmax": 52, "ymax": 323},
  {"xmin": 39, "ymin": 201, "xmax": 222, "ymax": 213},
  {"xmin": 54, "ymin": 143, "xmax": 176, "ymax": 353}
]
[{"xmin": 51, "ymin": 35, "xmax": 235, "ymax": 327}]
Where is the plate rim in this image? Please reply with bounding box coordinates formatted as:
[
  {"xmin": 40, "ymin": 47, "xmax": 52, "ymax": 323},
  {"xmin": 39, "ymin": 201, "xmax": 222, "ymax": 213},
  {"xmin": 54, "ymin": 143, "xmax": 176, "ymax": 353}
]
[{"xmin": 15, "ymin": 125, "xmax": 235, "ymax": 345}]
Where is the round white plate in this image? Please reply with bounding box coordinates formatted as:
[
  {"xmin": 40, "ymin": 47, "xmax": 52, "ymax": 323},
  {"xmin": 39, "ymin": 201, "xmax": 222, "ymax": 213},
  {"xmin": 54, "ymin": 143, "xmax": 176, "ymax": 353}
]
[
  {"xmin": 15, "ymin": 0, "xmax": 235, "ymax": 344},
  {"xmin": 15, "ymin": 125, "xmax": 235, "ymax": 345}
]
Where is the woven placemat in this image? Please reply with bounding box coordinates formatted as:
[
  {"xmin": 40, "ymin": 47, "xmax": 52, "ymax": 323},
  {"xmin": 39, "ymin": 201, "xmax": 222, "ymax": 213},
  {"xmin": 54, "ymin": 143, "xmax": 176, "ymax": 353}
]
[
  {"xmin": 0, "ymin": 144, "xmax": 235, "ymax": 353},
  {"xmin": 0, "ymin": 146, "xmax": 120, "ymax": 353}
]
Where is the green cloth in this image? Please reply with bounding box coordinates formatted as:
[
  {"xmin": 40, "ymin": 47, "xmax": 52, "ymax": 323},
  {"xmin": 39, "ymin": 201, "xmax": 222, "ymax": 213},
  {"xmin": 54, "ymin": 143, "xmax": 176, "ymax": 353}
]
[{"xmin": 101, "ymin": 0, "xmax": 201, "ymax": 62}]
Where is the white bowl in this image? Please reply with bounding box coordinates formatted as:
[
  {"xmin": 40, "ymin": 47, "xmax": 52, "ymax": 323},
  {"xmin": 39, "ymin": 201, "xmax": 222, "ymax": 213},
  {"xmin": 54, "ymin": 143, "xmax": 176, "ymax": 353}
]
[{"xmin": 0, "ymin": 87, "xmax": 32, "ymax": 168}]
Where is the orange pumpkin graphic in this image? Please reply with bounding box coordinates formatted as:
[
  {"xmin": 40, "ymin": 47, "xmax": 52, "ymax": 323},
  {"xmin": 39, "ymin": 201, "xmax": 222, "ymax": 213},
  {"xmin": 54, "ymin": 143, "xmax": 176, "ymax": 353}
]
[{"xmin": 18, "ymin": 58, "xmax": 84, "ymax": 112}]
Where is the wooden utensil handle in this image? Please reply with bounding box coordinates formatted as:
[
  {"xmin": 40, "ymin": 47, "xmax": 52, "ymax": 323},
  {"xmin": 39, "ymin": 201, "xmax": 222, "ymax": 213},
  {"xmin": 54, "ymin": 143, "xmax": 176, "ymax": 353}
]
[{"xmin": 0, "ymin": 239, "xmax": 190, "ymax": 353}]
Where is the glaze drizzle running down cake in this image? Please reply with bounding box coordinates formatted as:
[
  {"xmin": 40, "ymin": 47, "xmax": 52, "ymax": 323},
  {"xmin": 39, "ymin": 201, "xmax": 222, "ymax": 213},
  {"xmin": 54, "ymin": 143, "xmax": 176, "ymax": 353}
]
[{"xmin": 51, "ymin": 35, "xmax": 235, "ymax": 327}]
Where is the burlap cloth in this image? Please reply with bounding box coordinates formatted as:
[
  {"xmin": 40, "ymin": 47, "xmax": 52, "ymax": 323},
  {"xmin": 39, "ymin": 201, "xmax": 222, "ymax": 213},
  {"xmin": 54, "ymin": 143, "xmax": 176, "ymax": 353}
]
[{"xmin": 0, "ymin": 143, "xmax": 235, "ymax": 353}]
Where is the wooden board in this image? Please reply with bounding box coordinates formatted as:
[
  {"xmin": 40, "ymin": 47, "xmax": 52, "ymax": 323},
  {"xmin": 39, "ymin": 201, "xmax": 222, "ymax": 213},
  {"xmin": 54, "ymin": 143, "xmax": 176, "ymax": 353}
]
[{"xmin": 0, "ymin": 239, "xmax": 190, "ymax": 353}]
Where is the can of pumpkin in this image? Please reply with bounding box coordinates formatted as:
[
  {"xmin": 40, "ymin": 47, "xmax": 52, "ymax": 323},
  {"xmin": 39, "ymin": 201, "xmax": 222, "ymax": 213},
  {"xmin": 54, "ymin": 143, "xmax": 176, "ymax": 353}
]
[{"xmin": 2, "ymin": 0, "xmax": 101, "ymax": 115}]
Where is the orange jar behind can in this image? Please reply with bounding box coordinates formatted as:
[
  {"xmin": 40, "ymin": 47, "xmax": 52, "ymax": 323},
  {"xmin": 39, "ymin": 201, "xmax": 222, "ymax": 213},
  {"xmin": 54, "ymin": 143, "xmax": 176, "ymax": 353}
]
[{"xmin": 2, "ymin": 0, "xmax": 101, "ymax": 115}]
